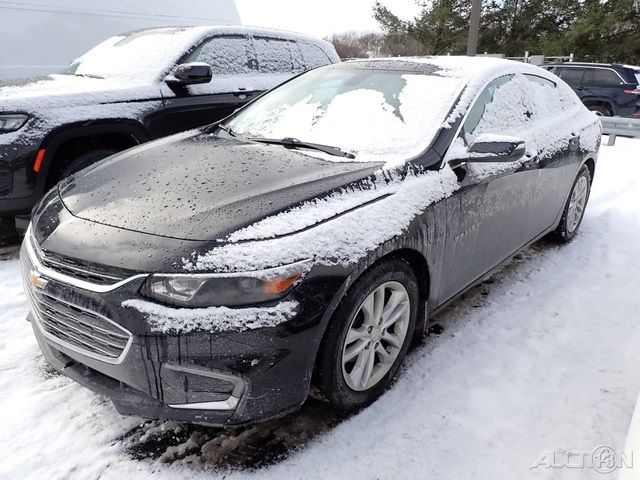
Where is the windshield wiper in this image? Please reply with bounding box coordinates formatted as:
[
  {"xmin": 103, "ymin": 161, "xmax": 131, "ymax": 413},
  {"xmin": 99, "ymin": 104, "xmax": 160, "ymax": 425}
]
[
  {"xmin": 74, "ymin": 73, "xmax": 104, "ymax": 79},
  {"xmin": 216, "ymin": 123, "xmax": 237, "ymax": 137},
  {"xmin": 245, "ymin": 137, "xmax": 355, "ymax": 159}
]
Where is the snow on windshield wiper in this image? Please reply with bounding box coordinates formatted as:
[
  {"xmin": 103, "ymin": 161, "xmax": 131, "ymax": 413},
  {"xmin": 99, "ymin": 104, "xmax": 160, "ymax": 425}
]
[
  {"xmin": 74, "ymin": 73, "xmax": 104, "ymax": 79},
  {"xmin": 246, "ymin": 137, "xmax": 356, "ymax": 159},
  {"xmin": 216, "ymin": 123, "xmax": 237, "ymax": 137}
]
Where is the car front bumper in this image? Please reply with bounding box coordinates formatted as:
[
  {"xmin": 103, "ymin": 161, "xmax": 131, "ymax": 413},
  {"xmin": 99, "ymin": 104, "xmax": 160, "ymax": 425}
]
[{"xmin": 21, "ymin": 235, "xmax": 343, "ymax": 426}]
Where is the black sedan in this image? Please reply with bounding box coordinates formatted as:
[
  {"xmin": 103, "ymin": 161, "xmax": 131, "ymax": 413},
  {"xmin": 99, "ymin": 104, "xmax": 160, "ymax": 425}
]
[{"xmin": 21, "ymin": 57, "xmax": 601, "ymax": 426}]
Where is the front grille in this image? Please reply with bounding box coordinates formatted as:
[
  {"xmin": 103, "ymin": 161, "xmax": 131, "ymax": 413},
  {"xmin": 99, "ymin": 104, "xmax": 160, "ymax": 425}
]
[
  {"xmin": 0, "ymin": 165, "xmax": 12, "ymax": 197},
  {"xmin": 32, "ymin": 236, "xmax": 126, "ymax": 286},
  {"xmin": 27, "ymin": 286, "xmax": 132, "ymax": 362}
]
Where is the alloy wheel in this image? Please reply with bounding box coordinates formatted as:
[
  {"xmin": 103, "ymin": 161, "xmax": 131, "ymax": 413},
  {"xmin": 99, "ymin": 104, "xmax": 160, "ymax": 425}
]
[
  {"xmin": 341, "ymin": 281, "xmax": 411, "ymax": 391},
  {"xmin": 567, "ymin": 176, "xmax": 588, "ymax": 233}
]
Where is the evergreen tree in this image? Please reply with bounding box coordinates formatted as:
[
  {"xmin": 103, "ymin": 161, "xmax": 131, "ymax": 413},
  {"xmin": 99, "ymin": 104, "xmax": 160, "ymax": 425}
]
[{"xmin": 372, "ymin": 0, "xmax": 640, "ymax": 63}]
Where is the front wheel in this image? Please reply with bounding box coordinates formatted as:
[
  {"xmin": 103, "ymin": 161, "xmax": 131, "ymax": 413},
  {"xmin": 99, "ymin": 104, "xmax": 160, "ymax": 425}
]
[
  {"xmin": 59, "ymin": 148, "xmax": 118, "ymax": 180},
  {"xmin": 553, "ymin": 164, "xmax": 592, "ymax": 243},
  {"xmin": 314, "ymin": 258, "xmax": 418, "ymax": 410}
]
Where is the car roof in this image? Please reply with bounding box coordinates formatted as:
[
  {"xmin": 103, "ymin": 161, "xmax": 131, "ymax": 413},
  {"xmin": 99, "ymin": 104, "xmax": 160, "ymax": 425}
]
[
  {"xmin": 119, "ymin": 25, "xmax": 334, "ymax": 47},
  {"xmin": 342, "ymin": 56, "xmax": 554, "ymax": 82},
  {"xmin": 547, "ymin": 62, "xmax": 629, "ymax": 69}
]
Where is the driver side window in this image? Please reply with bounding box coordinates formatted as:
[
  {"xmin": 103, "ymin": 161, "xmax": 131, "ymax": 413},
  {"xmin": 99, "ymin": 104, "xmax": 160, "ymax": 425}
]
[
  {"xmin": 460, "ymin": 74, "xmax": 536, "ymax": 146},
  {"xmin": 186, "ymin": 35, "xmax": 253, "ymax": 75}
]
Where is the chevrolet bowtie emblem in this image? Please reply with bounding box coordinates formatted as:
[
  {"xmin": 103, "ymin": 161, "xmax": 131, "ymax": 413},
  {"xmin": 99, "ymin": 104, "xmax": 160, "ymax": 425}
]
[{"xmin": 29, "ymin": 270, "xmax": 48, "ymax": 289}]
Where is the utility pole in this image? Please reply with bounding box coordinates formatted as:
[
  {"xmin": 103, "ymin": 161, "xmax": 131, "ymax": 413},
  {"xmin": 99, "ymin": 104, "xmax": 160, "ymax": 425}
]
[{"xmin": 466, "ymin": 0, "xmax": 482, "ymax": 56}]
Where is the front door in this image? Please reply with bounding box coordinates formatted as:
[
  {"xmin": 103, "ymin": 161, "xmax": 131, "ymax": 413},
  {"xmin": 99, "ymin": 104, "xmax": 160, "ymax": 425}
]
[
  {"xmin": 437, "ymin": 74, "xmax": 544, "ymax": 304},
  {"xmin": 148, "ymin": 35, "xmax": 262, "ymax": 138}
]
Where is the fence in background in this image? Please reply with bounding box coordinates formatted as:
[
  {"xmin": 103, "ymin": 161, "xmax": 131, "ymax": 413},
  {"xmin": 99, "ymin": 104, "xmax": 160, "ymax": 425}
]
[
  {"xmin": 600, "ymin": 117, "xmax": 640, "ymax": 145},
  {"xmin": 479, "ymin": 52, "xmax": 574, "ymax": 66}
]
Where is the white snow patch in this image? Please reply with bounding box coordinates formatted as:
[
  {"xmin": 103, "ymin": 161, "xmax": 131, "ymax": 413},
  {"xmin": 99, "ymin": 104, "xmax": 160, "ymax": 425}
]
[
  {"xmin": 121, "ymin": 299, "xmax": 299, "ymax": 334},
  {"xmin": 185, "ymin": 166, "xmax": 459, "ymax": 272},
  {"xmin": 226, "ymin": 175, "xmax": 399, "ymax": 242}
]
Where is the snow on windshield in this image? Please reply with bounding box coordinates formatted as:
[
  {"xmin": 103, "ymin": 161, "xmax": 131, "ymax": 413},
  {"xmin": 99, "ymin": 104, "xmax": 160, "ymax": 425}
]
[
  {"xmin": 226, "ymin": 67, "xmax": 466, "ymax": 167},
  {"xmin": 65, "ymin": 27, "xmax": 210, "ymax": 83}
]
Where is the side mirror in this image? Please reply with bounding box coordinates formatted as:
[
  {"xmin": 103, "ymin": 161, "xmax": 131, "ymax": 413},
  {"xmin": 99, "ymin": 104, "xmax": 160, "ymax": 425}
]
[
  {"xmin": 449, "ymin": 133, "xmax": 526, "ymax": 166},
  {"xmin": 165, "ymin": 62, "xmax": 212, "ymax": 86}
]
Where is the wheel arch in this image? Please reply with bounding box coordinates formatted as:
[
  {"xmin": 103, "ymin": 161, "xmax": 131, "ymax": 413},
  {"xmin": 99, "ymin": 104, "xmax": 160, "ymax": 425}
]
[
  {"xmin": 37, "ymin": 120, "xmax": 149, "ymax": 188},
  {"xmin": 582, "ymin": 98, "xmax": 615, "ymax": 115},
  {"xmin": 583, "ymin": 156, "xmax": 596, "ymax": 181},
  {"xmin": 325, "ymin": 246, "xmax": 432, "ymax": 343}
]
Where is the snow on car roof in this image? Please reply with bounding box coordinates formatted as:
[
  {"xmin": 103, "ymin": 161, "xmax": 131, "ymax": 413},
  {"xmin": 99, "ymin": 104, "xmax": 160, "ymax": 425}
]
[
  {"xmin": 329, "ymin": 56, "xmax": 565, "ymax": 127},
  {"xmin": 68, "ymin": 25, "xmax": 336, "ymax": 83}
]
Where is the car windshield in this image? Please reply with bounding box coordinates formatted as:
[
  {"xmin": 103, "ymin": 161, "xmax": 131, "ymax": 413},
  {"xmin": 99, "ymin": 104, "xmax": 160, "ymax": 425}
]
[
  {"xmin": 60, "ymin": 27, "xmax": 199, "ymax": 83},
  {"xmin": 225, "ymin": 64, "xmax": 466, "ymax": 166}
]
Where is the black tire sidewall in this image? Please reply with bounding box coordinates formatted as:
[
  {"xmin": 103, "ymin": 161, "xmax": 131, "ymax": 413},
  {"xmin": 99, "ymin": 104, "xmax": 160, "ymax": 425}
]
[
  {"xmin": 60, "ymin": 149, "xmax": 118, "ymax": 180},
  {"xmin": 555, "ymin": 164, "xmax": 592, "ymax": 242},
  {"xmin": 315, "ymin": 258, "xmax": 419, "ymax": 410},
  {"xmin": 587, "ymin": 105, "xmax": 611, "ymax": 117}
]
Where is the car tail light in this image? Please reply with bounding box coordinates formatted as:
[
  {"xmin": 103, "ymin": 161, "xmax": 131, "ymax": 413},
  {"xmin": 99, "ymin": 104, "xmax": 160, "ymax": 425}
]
[{"xmin": 624, "ymin": 87, "xmax": 640, "ymax": 95}]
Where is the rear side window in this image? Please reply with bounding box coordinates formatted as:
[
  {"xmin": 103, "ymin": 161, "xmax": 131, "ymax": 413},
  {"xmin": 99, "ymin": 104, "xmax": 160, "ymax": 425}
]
[
  {"xmin": 290, "ymin": 42, "xmax": 306, "ymax": 73},
  {"xmin": 187, "ymin": 35, "xmax": 251, "ymax": 75},
  {"xmin": 557, "ymin": 67, "xmax": 586, "ymax": 84},
  {"xmin": 525, "ymin": 74, "xmax": 556, "ymax": 88},
  {"xmin": 586, "ymin": 68, "xmax": 623, "ymax": 86},
  {"xmin": 254, "ymin": 37, "xmax": 294, "ymax": 73},
  {"xmin": 299, "ymin": 42, "xmax": 332, "ymax": 69}
]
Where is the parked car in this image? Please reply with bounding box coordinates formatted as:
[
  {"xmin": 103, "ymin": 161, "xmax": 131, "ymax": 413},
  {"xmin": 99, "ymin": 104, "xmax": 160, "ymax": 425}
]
[
  {"xmin": 21, "ymin": 57, "xmax": 600, "ymax": 426},
  {"xmin": 546, "ymin": 62, "xmax": 640, "ymax": 117},
  {"xmin": 0, "ymin": 25, "xmax": 340, "ymax": 242}
]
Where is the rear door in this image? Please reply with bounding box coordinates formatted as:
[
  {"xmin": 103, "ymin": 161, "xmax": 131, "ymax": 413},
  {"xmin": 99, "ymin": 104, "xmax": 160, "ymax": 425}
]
[
  {"xmin": 555, "ymin": 66, "xmax": 587, "ymax": 99},
  {"xmin": 149, "ymin": 34, "xmax": 259, "ymax": 137}
]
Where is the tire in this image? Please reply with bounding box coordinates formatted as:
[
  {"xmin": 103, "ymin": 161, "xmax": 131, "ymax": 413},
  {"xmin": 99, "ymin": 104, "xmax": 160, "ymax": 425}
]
[
  {"xmin": 314, "ymin": 258, "xmax": 419, "ymax": 411},
  {"xmin": 586, "ymin": 104, "xmax": 612, "ymax": 117},
  {"xmin": 59, "ymin": 148, "xmax": 118, "ymax": 180},
  {"xmin": 552, "ymin": 164, "xmax": 592, "ymax": 243}
]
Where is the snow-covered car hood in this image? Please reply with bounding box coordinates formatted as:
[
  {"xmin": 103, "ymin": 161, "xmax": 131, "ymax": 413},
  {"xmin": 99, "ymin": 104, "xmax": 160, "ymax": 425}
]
[
  {"xmin": 58, "ymin": 130, "xmax": 382, "ymax": 241},
  {"xmin": 0, "ymin": 74, "xmax": 160, "ymax": 112}
]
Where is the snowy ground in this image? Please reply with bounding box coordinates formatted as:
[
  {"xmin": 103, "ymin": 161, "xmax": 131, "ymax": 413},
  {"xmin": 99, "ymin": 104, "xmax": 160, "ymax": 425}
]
[{"xmin": 0, "ymin": 137, "xmax": 638, "ymax": 480}]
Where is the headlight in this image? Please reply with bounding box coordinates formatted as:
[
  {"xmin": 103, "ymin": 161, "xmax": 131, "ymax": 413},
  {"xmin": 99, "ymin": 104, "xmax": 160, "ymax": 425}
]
[
  {"xmin": 141, "ymin": 260, "xmax": 311, "ymax": 307},
  {"xmin": 0, "ymin": 113, "xmax": 29, "ymax": 132}
]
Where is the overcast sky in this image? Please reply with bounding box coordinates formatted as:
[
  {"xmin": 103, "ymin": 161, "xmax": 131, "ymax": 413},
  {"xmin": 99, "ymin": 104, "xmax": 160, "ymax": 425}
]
[{"xmin": 235, "ymin": 0, "xmax": 422, "ymax": 38}]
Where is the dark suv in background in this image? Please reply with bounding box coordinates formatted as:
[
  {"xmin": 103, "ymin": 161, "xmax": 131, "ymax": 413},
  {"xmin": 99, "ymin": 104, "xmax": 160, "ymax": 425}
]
[
  {"xmin": 547, "ymin": 62, "xmax": 640, "ymax": 117},
  {"xmin": 0, "ymin": 26, "xmax": 339, "ymax": 244}
]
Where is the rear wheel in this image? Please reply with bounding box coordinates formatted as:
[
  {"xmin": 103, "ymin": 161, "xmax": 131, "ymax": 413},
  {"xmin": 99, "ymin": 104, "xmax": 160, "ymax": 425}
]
[
  {"xmin": 586, "ymin": 104, "xmax": 612, "ymax": 117},
  {"xmin": 314, "ymin": 258, "xmax": 418, "ymax": 410},
  {"xmin": 553, "ymin": 164, "xmax": 592, "ymax": 243}
]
